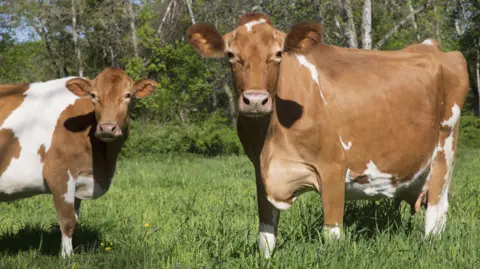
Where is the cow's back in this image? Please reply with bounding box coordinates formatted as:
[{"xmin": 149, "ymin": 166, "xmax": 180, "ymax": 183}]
[
  {"xmin": 402, "ymin": 43, "xmax": 469, "ymax": 115},
  {"xmin": 0, "ymin": 78, "xmax": 78, "ymax": 200}
]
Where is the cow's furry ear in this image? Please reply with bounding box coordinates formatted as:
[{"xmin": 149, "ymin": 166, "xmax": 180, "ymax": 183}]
[
  {"xmin": 187, "ymin": 24, "xmax": 226, "ymax": 58},
  {"xmin": 66, "ymin": 78, "xmax": 93, "ymax": 97},
  {"xmin": 284, "ymin": 22, "xmax": 323, "ymax": 54}
]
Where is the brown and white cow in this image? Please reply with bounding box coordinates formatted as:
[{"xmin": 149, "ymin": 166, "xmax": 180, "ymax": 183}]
[
  {"xmin": 187, "ymin": 14, "xmax": 469, "ymax": 258},
  {"xmin": 0, "ymin": 67, "xmax": 156, "ymax": 257}
]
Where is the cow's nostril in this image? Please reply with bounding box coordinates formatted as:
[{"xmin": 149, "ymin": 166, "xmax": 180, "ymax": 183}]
[
  {"xmin": 243, "ymin": 95, "xmax": 250, "ymax": 105},
  {"xmin": 99, "ymin": 125, "xmax": 104, "ymax": 132},
  {"xmin": 261, "ymin": 97, "xmax": 269, "ymax": 105},
  {"xmin": 111, "ymin": 125, "xmax": 117, "ymax": 132}
]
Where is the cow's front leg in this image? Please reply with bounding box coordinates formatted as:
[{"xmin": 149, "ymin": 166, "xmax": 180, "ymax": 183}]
[
  {"xmin": 256, "ymin": 169, "xmax": 280, "ymax": 259},
  {"xmin": 53, "ymin": 193, "xmax": 77, "ymax": 257},
  {"xmin": 49, "ymin": 172, "xmax": 78, "ymax": 257},
  {"xmin": 321, "ymin": 167, "xmax": 346, "ymax": 240}
]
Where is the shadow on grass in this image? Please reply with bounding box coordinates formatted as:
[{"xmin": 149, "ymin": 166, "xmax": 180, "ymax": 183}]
[
  {"xmin": 0, "ymin": 224, "xmax": 101, "ymax": 256},
  {"xmin": 277, "ymin": 199, "xmax": 411, "ymax": 250},
  {"xmin": 343, "ymin": 200, "xmax": 409, "ymax": 239}
]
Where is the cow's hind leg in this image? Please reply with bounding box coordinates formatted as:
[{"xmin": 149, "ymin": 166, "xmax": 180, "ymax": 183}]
[{"xmin": 425, "ymin": 117, "xmax": 459, "ymax": 236}]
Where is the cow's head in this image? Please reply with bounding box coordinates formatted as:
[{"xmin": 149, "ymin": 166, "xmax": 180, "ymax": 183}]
[
  {"xmin": 66, "ymin": 68, "xmax": 157, "ymax": 142},
  {"xmin": 187, "ymin": 13, "xmax": 323, "ymax": 118}
]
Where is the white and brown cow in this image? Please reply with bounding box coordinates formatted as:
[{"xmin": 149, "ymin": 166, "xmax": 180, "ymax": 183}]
[
  {"xmin": 187, "ymin": 13, "xmax": 469, "ymax": 258},
  {"xmin": 0, "ymin": 67, "xmax": 156, "ymax": 257}
]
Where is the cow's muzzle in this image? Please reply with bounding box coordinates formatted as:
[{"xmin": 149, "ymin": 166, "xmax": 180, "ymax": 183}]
[
  {"xmin": 239, "ymin": 90, "xmax": 272, "ymax": 117},
  {"xmin": 96, "ymin": 122, "xmax": 123, "ymax": 142}
]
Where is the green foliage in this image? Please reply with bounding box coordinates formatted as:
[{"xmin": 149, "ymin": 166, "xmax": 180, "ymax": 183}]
[
  {"xmin": 122, "ymin": 114, "xmax": 242, "ymax": 157},
  {"xmin": 0, "ymin": 40, "xmax": 44, "ymax": 83},
  {"xmin": 459, "ymin": 114, "xmax": 480, "ymax": 149},
  {"xmin": 126, "ymin": 41, "xmax": 218, "ymax": 123}
]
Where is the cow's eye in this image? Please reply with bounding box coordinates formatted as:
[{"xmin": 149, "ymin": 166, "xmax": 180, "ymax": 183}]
[
  {"xmin": 276, "ymin": 51, "xmax": 282, "ymax": 58},
  {"xmin": 125, "ymin": 93, "xmax": 132, "ymax": 99},
  {"xmin": 90, "ymin": 93, "xmax": 96, "ymax": 99}
]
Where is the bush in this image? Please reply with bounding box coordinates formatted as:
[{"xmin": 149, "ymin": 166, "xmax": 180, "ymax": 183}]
[
  {"xmin": 459, "ymin": 114, "xmax": 480, "ymax": 149},
  {"xmin": 122, "ymin": 115, "xmax": 242, "ymax": 158}
]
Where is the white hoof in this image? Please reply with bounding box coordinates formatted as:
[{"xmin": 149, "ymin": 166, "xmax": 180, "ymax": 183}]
[{"xmin": 61, "ymin": 234, "xmax": 73, "ymax": 258}]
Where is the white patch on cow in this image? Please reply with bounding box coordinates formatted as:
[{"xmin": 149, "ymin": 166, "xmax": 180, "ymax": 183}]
[
  {"xmin": 441, "ymin": 103, "xmax": 460, "ymax": 129},
  {"xmin": 0, "ymin": 77, "xmax": 78, "ymax": 200},
  {"xmin": 345, "ymin": 168, "xmax": 352, "ymax": 183},
  {"xmin": 422, "ymin": 39, "xmax": 434, "ymax": 45},
  {"xmin": 345, "ymin": 161, "xmax": 397, "ymax": 200},
  {"xmin": 61, "ymin": 234, "xmax": 73, "ymax": 257},
  {"xmin": 75, "ymin": 174, "xmax": 107, "ymax": 200},
  {"xmin": 426, "ymin": 128, "xmax": 455, "ymax": 236},
  {"xmin": 258, "ymin": 209, "xmax": 278, "ymax": 259},
  {"xmin": 364, "ymin": 161, "xmax": 392, "ymax": 180},
  {"xmin": 339, "ymin": 137, "xmax": 352, "ymax": 150},
  {"xmin": 244, "ymin": 18, "xmax": 266, "ymax": 32},
  {"xmin": 296, "ymin": 54, "xmax": 327, "ymax": 105},
  {"xmin": 324, "ymin": 225, "xmax": 341, "ymax": 240},
  {"xmin": 64, "ymin": 172, "xmax": 76, "ymax": 204},
  {"xmin": 267, "ymin": 196, "xmax": 292, "ymax": 210},
  {"xmin": 425, "ymin": 187, "xmax": 448, "ymax": 235}
]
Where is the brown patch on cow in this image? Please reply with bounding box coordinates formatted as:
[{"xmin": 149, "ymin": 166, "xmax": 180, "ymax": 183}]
[
  {"xmin": 0, "ymin": 84, "xmax": 29, "ymax": 126},
  {"xmin": 353, "ymin": 175, "xmax": 370, "ymax": 184},
  {"xmin": 284, "ymin": 22, "xmax": 323, "ymax": 54},
  {"xmin": 0, "ymin": 129, "xmax": 21, "ymax": 176},
  {"xmin": 237, "ymin": 13, "xmax": 272, "ymax": 27},
  {"xmin": 38, "ymin": 144, "xmax": 46, "ymax": 163}
]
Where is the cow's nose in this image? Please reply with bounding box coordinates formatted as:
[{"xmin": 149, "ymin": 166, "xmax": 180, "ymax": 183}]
[
  {"xmin": 98, "ymin": 123, "xmax": 117, "ymax": 133},
  {"xmin": 241, "ymin": 91, "xmax": 271, "ymax": 107},
  {"xmin": 239, "ymin": 90, "xmax": 273, "ymax": 117},
  {"xmin": 96, "ymin": 123, "xmax": 122, "ymax": 141}
]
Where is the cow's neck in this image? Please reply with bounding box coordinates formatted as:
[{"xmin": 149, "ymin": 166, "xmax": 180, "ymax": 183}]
[
  {"xmin": 237, "ymin": 114, "xmax": 271, "ymax": 164},
  {"xmin": 89, "ymin": 122, "xmax": 127, "ymax": 191}
]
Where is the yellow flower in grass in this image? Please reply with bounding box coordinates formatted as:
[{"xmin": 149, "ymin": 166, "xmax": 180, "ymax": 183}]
[
  {"xmin": 105, "ymin": 247, "xmax": 112, "ymax": 252},
  {"xmin": 144, "ymin": 223, "xmax": 151, "ymax": 228},
  {"xmin": 100, "ymin": 242, "xmax": 104, "ymax": 247}
]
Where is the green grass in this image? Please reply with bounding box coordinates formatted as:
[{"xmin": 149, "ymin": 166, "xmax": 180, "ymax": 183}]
[{"xmin": 0, "ymin": 149, "xmax": 479, "ymax": 268}]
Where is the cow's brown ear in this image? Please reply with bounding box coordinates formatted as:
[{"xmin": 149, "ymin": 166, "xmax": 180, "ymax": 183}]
[
  {"xmin": 133, "ymin": 79, "xmax": 157, "ymax": 98},
  {"xmin": 284, "ymin": 22, "xmax": 323, "ymax": 54},
  {"xmin": 66, "ymin": 78, "xmax": 93, "ymax": 97},
  {"xmin": 187, "ymin": 24, "xmax": 226, "ymax": 58}
]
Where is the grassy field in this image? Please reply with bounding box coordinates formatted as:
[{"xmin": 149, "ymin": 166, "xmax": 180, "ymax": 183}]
[{"xmin": 0, "ymin": 149, "xmax": 479, "ymax": 269}]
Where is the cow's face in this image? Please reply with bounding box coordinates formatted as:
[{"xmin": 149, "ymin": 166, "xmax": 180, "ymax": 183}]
[
  {"xmin": 188, "ymin": 14, "xmax": 284, "ymax": 118},
  {"xmin": 66, "ymin": 68, "xmax": 157, "ymax": 142},
  {"xmin": 188, "ymin": 14, "xmax": 323, "ymax": 118}
]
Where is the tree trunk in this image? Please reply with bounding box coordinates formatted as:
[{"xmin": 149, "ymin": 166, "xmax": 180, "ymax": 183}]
[
  {"xmin": 433, "ymin": 3, "xmax": 441, "ymax": 41},
  {"xmin": 36, "ymin": 26, "xmax": 62, "ymax": 78},
  {"xmin": 408, "ymin": 0, "xmax": 420, "ymax": 41},
  {"xmin": 337, "ymin": 0, "xmax": 358, "ymax": 48},
  {"xmin": 223, "ymin": 83, "xmax": 237, "ymax": 126},
  {"xmin": 476, "ymin": 45, "xmax": 480, "ymax": 116},
  {"xmin": 156, "ymin": 0, "xmax": 175, "ymax": 37},
  {"xmin": 126, "ymin": 0, "xmax": 139, "ymax": 58},
  {"xmin": 185, "ymin": 0, "xmax": 195, "ymax": 24},
  {"xmin": 374, "ymin": 1, "xmax": 432, "ymax": 50},
  {"xmin": 361, "ymin": 0, "xmax": 372, "ymax": 49},
  {"xmin": 109, "ymin": 45, "xmax": 116, "ymax": 66},
  {"xmin": 71, "ymin": 0, "xmax": 83, "ymax": 77}
]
